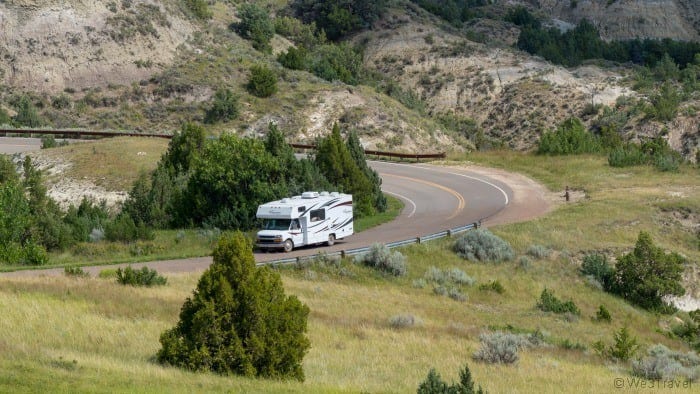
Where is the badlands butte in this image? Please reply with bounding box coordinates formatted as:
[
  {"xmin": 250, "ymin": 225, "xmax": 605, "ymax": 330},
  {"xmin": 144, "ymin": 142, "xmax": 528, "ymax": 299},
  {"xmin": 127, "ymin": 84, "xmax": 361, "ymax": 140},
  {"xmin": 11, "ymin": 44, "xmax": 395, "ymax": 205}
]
[{"xmin": 0, "ymin": 0, "xmax": 698, "ymax": 157}]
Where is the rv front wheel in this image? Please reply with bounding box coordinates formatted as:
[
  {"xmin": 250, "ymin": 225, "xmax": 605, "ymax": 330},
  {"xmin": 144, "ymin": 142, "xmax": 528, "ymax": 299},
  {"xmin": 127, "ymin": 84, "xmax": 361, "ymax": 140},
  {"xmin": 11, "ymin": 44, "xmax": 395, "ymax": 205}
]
[
  {"xmin": 327, "ymin": 234, "xmax": 335, "ymax": 246},
  {"xmin": 283, "ymin": 239, "xmax": 294, "ymax": 253}
]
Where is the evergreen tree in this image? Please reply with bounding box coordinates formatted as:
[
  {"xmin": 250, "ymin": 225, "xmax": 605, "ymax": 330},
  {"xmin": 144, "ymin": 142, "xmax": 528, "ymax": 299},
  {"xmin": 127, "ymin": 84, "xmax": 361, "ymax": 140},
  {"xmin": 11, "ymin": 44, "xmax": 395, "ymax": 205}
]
[
  {"xmin": 158, "ymin": 232, "xmax": 310, "ymax": 380},
  {"xmin": 13, "ymin": 95, "xmax": 43, "ymax": 128},
  {"xmin": 346, "ymin": 130, "xmax": 386, "ymax": 212},
  {"xmin": 314, "ymin": 123, "xmax": 375, "ymax": 215},
  {"xmin": 247, "ymin": 65, "xmax": 278, "ymax": 98},
  {"xmin": 609, "ymin": 231, "xmax": 685, "ymax": 310},
  {"xmin": 236, "ymin": 3, "xmax": 275, "ymax": 52}
]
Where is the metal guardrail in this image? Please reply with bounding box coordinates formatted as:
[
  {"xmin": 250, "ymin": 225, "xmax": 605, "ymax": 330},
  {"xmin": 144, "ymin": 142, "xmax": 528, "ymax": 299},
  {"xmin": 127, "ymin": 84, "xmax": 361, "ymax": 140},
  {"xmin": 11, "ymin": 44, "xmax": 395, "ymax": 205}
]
[
  {"xmin": 0, "ymin": 128, "xmax": 172, "ymax": 139},
  {"xmin": 257, "ymin": 221, "xmax": 480, "ymax": 267},
  {"xmin": 290, "ymin": 143, "xmax": 446, "ymax": 160},
  {"xmin": 0, "ymin": 129, "xmax": 446, "ymax": 160}
]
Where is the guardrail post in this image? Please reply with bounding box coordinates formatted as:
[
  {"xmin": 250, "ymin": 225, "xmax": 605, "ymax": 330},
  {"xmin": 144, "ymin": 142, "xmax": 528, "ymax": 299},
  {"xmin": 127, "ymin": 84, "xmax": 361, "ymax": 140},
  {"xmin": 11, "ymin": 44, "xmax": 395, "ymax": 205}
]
[
  {"xmin": 416, "ymin": 237, "xmax": 421, "ymax": 244},
  {"xmin": 340, "ymin": 250, "xmax": 346, "ymax": 258},
  {"xmin": 474, "ymin": 222, "xmax": 479, "ymax": 229},
  {"xmin": 447, "ymin": 229, "xmax": 452, "ymax": 237}
]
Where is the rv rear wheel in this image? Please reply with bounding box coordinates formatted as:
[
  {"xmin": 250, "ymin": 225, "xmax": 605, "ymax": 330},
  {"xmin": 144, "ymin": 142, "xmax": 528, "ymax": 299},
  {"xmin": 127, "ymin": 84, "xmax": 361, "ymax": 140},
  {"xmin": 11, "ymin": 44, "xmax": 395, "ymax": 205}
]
[
  {"xmin": 327, "ymin": 234, "xmax": 335, "ymax": 246},
  {"xmin": 283, "ymin": 239, "xmax": 294, "ymax": 252}
]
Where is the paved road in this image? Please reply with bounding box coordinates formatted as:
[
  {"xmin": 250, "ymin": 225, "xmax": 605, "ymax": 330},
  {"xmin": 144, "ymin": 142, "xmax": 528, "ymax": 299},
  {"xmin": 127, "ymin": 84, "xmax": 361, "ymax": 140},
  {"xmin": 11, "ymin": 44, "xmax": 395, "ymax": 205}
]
[
  {"xmin": 0, "ymin": 138, "xmax": 520, "ymax": 277},
  {"xmin": 0, "ymin": 137, "xmax": 41, "ymax": 154}
]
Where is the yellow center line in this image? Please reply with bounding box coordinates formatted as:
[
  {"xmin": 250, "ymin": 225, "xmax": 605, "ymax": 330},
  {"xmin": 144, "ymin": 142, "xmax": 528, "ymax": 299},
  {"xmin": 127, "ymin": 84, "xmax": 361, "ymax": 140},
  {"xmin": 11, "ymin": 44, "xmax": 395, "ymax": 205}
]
[{"xmin": 380, "ymin": 173, "xmax": 465, "ymax": 219}]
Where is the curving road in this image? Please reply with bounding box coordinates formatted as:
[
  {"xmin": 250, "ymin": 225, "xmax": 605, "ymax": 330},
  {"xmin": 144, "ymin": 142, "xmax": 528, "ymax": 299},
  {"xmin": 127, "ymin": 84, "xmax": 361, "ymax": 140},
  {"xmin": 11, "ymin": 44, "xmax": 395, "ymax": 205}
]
[{"xmin": 0, "ymin": 139, "xmax": 549, "ymax": 277}]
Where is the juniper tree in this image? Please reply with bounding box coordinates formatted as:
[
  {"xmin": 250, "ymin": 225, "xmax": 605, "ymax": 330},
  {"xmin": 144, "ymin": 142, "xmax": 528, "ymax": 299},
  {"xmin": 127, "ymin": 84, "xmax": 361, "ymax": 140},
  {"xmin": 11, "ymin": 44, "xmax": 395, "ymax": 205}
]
[{"xmin": 157, "ymin": 232, "xmax": 310, "ymax": 380}]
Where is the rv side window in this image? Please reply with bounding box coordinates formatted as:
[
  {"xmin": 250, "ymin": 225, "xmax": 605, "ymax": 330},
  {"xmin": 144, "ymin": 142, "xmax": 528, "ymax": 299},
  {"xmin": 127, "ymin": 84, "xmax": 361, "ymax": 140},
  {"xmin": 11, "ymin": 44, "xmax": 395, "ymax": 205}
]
[
  {"xmin": 298, "ymin": 206, "xmax": 305, "ymax": 213},
  {"xmin": 310, "ymin": 209, "xmax": 325, "ymax": 222}
]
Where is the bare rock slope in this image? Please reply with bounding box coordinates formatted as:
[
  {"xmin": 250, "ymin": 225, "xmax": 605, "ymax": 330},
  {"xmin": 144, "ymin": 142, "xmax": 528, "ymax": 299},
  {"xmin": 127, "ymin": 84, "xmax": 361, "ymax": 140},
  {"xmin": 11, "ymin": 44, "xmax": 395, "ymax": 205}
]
[{"xmin": 0, "ymin": 0, "xmax": 193, "ymax": 93}]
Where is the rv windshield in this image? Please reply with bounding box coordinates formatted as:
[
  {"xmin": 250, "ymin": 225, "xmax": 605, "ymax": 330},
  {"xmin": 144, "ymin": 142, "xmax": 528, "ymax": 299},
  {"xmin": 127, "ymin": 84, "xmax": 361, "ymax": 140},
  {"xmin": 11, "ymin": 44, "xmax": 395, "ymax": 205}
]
[{"xmin": 263, "ymin": 219, "xmax": 292, "ymax": 231}]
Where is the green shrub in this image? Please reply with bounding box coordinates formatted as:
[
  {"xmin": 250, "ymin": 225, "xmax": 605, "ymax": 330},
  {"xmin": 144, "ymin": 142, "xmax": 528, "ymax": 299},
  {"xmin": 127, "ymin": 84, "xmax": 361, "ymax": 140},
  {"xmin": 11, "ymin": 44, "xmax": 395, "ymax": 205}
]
[
  {"xmin": 608, "ymin": 144, "xmax": 648, "ymax": 167},
  {"xmin": 40, "ymin": 136, "xmax": 69, "ymax": 149},
  {"xmin": 64, "ymin": 266, "xmax": 89, "ymax": 278},
  {"xmin": 157, "ymin": 232, "xmax": 310, "ymax": 380},
  {"xmin": 278, "ymin": 46, "xmax": 309, "ymax": 70},
  {"xmin": 607, "ymin": 326, "xmax": 639, "ymax": 362},
  {"xmin": 478, "ymin": 280, "xmax": 505, "ymax": 294},
  {"xmin": 537, "ymin": 288, "xmax": 580, "ymax": 315},
  {"xmin": 98, "ymin": 268, "xmax": 118, "ymax": 279},
  {"xmin": 235, "ymin": 3, "xmax": 275, "ymax": 52},
  {"xmin": 246, "ymin": 65, "xmax": 277, "ymax": 98},
  {"xmin": 595, "ymin": 305, "xmax": 612, "ymax": 322},
  {"xmin": 116, "ymin": 266, "xmax": 167, "ymax": 286},
  {"xmin": 354, "ymin": 243, "xmax": 406, "ymax": 276},
  {"xmin": 453, "ymin": 229, "xmax": 514, "ymax": 262},
  {"xmin": 537, "ymin": 117, "xmax": 601, "ymax": 155},
  {"xmin": 20, "ymin": 241, "xmax": 48, "ymax": 266},
  {"xmin": 608, "ymin": 231, "xmax": 685, "ymax": 311},
  {"xmin": 580, "ymin": 253, "xmax": 614, "ymax": 289},
  {"xmin": 13, "ymin": 95, "xmax": 43, "ymax": 127},
  {"xmin": 205, "ymin": 88, "xmax": 239, "ymax": 124},
  {"xmin": 309, "ymin": 43, "xmax": 362, "ymax": 85},
  {"xmin": 104, "ymin": 214, "xmax": 154, "ymax": 242},
  {"xmin": 417, "ymin": 364, "xmax": 485, "ymax": 394},
  {"xmin": 182, "ymin": 0, "xmax": 211, "ymax": 19}
]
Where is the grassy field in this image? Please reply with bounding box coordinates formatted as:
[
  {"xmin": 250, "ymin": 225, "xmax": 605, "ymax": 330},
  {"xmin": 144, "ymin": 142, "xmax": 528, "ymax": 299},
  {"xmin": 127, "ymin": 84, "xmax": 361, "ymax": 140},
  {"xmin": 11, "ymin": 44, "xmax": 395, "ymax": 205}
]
[{"xmin": 1, "ymin": 152, "xmax": 698, "ymax": 392}]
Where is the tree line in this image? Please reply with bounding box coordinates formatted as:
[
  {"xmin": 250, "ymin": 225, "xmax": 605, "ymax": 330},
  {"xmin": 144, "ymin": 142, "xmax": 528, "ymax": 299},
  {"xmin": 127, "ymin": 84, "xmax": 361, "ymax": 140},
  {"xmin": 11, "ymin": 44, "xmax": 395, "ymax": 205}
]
[{"xmin": 123, "ymin": 122, "xmax": 386, "ymax": 232}]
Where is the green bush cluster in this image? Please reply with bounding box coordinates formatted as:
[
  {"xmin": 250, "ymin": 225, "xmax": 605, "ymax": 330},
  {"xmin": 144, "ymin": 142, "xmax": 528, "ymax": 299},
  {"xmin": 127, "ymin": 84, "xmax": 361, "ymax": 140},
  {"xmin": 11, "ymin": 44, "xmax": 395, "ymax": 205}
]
[
  {"xmin": 537, "ymin": 118, "xmax": 601, "ymax": 155},
  {"xmin": 182, "ymin": 0, "xmax": 211, "ymax": 20},
  {"xmin": 595, "ymin": 305, "xmax": 612, "ymax": 323},
  {"xmin": 411, "ymin": 0, "xmax": 488, "ymax": 28},
  {"xmin": 417, "ymin": 363, "xmax": 485, "ymax": 394},
  {"xmin": 40, "ymin": 136, "xmax": 69, "ymax": 149},
  {"xmin": 64, "ymin": 266, "xmax": 89, "ymax": 278},
  {"xmin": 608, "ymin": 136, "xmax": 683, "ymax": 172},
  {"xmin": 235, "ymin": 3, "xmax": 275, "ymax": 52},
  {"xmin": 536, "ymin": 288, "xmax": 580, "ymax": 315},
  {"xmin": 607, "ymin": 231, "xmax": 685, "ymax": 311},
  {"xmin": 291, "ymin": 0, "xmax": 386, "ymax": 41},
  {"xmin": 205, "ymin": 88, "xmax": 239, "ymax": 124},
  {"xmin": 593, "ymin": 326, "xmax": 639, "ymax": 362},
  {"xmin": 478, "ymin": 280, "xmax": 505, "ymax": 294},
  {"xmin": 157, "ymin": 232, "xmax": 310, "ymax": 380},
  {"xmin": 516, "ymin": 14, "xmax": 700, "ymax": 69},
  {"xmin": 278, "ymin": 42, "xmax": 363, "ymax": 85},
  {"xmin": 453, "ymin": 229, "xmax": 514, "ymax": 263},
  {"xmin": 116, "ymin": 266, "xmax": 167, "ymax": 287},
  {"xmin": 246, "ymin": 65, "xmax": 277, "ymax": 98}
]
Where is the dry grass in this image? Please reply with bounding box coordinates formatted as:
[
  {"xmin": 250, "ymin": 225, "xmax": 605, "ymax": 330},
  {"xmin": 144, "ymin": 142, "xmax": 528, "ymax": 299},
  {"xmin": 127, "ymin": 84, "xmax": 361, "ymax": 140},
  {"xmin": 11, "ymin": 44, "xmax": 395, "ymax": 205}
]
[
  {"xmin": 2, "ymin": 152, "xmax": 698, "ymax": 392},
  {"xmin": 37, "ymin": 137, "xmax": 168, "ymax": 191}
]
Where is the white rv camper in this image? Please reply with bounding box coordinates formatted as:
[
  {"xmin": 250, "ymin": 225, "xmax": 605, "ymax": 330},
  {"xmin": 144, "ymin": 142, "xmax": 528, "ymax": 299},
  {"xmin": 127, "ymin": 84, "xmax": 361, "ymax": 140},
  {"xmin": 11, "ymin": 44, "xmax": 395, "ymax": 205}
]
[{"xmin": 256, "ymin": 191, "xmax": 353, "ymax": 252}]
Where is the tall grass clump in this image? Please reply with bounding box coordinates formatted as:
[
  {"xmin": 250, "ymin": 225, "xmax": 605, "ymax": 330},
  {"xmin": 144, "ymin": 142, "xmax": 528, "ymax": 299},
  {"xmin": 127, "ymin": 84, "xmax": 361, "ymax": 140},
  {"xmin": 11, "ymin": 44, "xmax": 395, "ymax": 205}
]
[
  {"xmin": 536, "ymin": 288, "xmax": 580, "ymax": 315},
  {"xmin": 64, "ymin": 266, "xmax": 89, "ymax": 278},
  {"xmin": 354, "ymin": 243, "xmax": 406, "ymax": 276},
  {"xmin": 632, "ymin": 344, "xmax": 700, "ymax": 381},
  {"xmin": 453, "ymin": 229, "xmax": 514, "ymax": 262},
  {"xmin": 526, "ymin": 244, "xmax": 551, "ymax": 259},
  {"xmin": 116, "ymin": 266, "xmax": 167, "ymax": 287}
]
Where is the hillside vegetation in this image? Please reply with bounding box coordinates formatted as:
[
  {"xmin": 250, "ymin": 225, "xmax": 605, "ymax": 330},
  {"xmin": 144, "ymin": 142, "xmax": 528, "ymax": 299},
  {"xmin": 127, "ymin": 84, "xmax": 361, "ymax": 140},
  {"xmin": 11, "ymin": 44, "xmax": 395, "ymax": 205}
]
[
  {"xmin": 0, "ymin": 0, "xmax": 698, "ymax": 159},
  {"xmin": 1, "ymin": 151, "xmax": 699, "ymax": 392}
]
